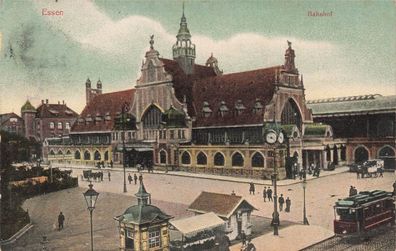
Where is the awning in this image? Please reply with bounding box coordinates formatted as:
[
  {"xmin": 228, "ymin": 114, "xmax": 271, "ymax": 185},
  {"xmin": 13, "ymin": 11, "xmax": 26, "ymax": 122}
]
[{"xmin": 170, "ymin": 212, "xmax": 224, "ymax": 236}]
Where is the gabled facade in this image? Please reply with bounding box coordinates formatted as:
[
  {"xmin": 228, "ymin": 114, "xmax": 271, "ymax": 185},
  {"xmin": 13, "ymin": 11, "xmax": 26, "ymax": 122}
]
[{"xmin": 0, "ymin": 112, "xmax": 24, "ymax": 136}]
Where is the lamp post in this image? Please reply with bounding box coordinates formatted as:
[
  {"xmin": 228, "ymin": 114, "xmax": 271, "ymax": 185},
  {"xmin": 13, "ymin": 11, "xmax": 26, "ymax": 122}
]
[
  {"xmin": 302, "ymin": 174, "xmax": 309, "ymax": 225},
  {"xmin": 121, "ymin": 102, "xmax": 129, "ymax": 193},
  {"xmin": 265, "ymin": 127, "xmax": 284, "ymax": 236},
  {"xmin": 83, "ymin": 182, "xmax": 99, "ymax": 251}
]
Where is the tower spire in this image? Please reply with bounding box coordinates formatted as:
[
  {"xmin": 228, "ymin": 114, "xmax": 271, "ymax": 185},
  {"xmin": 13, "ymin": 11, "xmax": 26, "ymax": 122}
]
[{"xmin": 172, "ymin": 2, "xmax": 196, "ymax": 74}]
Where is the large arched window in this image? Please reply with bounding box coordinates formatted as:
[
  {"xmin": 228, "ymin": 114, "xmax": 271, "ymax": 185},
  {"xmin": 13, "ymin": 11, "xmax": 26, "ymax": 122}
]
[
  {"xmin": 159, "ymin": 150, "xmax": 167, "ymax": 164},
  {"xmin": 232, "ymin": 152, "xmax": 244, "ymax": 167},
  {"xmin": 181, "ymin": 151, "xmax": 191, "ymax": 165},
  {"xmin": 94, "ymin": 150, "xmax": 101, "ymax": 161},
  {"xmin": 214, "ymin": 152, "xmax": 225, "ymax": 166},
  {"xmin": 75, "ymin": 151, "xmax": 81, "ymax": 159},
  {"xmin": 49, "ymin": 150, "xmax": 55, "ymax": 155},
  {"xmin": 104, "ymin": 151, "xmax": 109, "ymax": 161},
  {"xmin": 354, "ymin": 146, "xmax": 368, "ymax": 164},
  {"xmin": 66, "ymin": 150, "xmax": 71, "ymax": 155},
  {"xmin": 196, "ymin": 152, "xmax": 207, "ymax": 165},
  {"xmin": 251, "ymin": 152, "xmax": 265, "ymax": 168},
  {"xmin": 281, "ymin": 98, "xmax": 302, "ymax": 130},
  {"xmin": 84, "ymin": 150, "xmax": 91, "ymax": 160},
  {"xmin": 142, "ymin": 105, "xmax": 162, "ymax": 129},
  {"xmin": 57, "ymin": 150, "xmax": 63, "ymax": 155}
]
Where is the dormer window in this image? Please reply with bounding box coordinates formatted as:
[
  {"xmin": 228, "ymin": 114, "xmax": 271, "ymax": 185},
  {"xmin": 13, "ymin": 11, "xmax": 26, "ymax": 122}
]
[
  {"xmin": 202, "ymin": 101, "xmax": 212, "ymax": 118},
  {"xmin": 105, "ymin": 112, "xmax": 111, "ymax": 121},
  {"xmin": 95, "ymin": 113, "xmax": 102, "ymax": 122},
  {"xmin": 253, "ymin": 98, "xmax": 263, "ymax": 114},
  {"xmin": 85, "ymin": 115, "xmax": 93, "ymax": 123},
  {"xmin": 234, "ymin": 100, "xmax": 246, "ymax": 115},
  {"xmin": 219, "ymin": 101, "xmax": 229, "ymax": 117}
]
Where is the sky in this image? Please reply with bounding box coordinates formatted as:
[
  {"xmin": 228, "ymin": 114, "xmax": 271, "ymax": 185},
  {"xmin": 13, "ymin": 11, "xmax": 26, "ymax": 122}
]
[{"xmin": 0, "ymin": 0, "xmax": 395, "ymax": 115}]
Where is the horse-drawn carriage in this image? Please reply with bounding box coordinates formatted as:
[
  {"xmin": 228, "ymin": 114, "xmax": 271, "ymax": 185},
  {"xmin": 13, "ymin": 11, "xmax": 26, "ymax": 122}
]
[
  {"xmin": 82, "ymin": 170, "xmax": 103, "ymax": 181},
  {"xmin": 350, "ymin": 159, "xmax": 384, "ymax": 178}
]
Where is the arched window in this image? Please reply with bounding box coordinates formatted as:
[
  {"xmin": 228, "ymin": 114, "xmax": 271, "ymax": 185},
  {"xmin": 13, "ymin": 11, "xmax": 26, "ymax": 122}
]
[
  {"xmin": 94, "ymin": 150, "xmax": 101, "ymax": 161},
  {"xmin": 196, "ymin": 152, "xmax": 207, "ymax": 165},
  {"xmin": 57, "ymin": 150, "xmax": 63, "ymax": 155},
  {"xmin": 49, "ymin": 150, "xmax": 55, "ymax": 155},
  {"xmin": 354, "ymin": 146, "xmax": 368, "ymax": 164},
  {"xmin": 379, "ymin": 146, "xmax": 395, "ymax": 158},
  {"xmin": 66, "ymin": 150, "xmax": 71, "ymax": 155},
  {"xmin": 84, "ymin": 150, "xmax": 91, "ymax": 160},
  {"xmin": 142, "ymin": 105, "xmax": 162, "ymax": 129},
  {"xmin": 281, "ymin": 99, "xmax": 302, "ymax": 130},
  {"xmin": 159, "ymin": 150, "xmax": 167, "ymax": 164},
  {"xmin": 251, "ymin": 152, "xmax": 264, "ymax": 168},
  {"xmin": 104, "ymin": 151, "xmax": 109, "ymax": 161},
  {"xmin": 214, "ymin": 152, "xmax": 225, "ymax": 166},
  {"xmin": 75, "ymin": 151, "xmax": 81, "ymax": 159},
  {"xmin": 181, "ymin": 151, "xmax": 191, "ymax": 165},
  {"xmin": 232, "ymin": 152, "xmax": 244, "ymax": 167}
]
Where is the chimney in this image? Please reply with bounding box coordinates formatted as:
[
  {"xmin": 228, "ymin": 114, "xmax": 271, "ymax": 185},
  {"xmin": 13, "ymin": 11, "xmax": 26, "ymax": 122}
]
[
  {"xmin": 58, "ymin": 101, "xmax": 60, "ymax": 104},
  {"xmin": 46, "ymin": 99, "xmax": 49, "ymax": 104},
  {"xmin": 62, "ymin": 100, "xmax": 65, "ymax": 105},
  {"xmin": 41, "ymin": 100, "xmax": 44, "ymax": 104}
]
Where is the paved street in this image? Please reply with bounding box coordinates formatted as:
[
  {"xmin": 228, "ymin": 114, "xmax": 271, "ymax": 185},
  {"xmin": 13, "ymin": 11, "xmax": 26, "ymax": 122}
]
[{"xmin": 4, "ymin": 167, "xmax": 395, "ymax": 250}]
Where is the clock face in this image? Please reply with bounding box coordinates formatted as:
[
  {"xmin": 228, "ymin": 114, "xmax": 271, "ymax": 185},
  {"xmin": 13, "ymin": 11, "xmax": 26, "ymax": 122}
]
[
  {"xmin": 266, "ymin": 130, "xmax": 277, "ymax": 144},
  {"xmin": 278, "ymin": 132, "xmax": 284, "ymax": 143}
]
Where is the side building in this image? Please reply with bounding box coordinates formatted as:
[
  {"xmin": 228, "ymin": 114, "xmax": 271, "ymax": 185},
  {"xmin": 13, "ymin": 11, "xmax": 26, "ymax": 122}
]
[
  {"xmin": 307, "ymin": 94, "xmax": 396, "ymax": 170},
  {"xmin": 0, "ymin": 112, "xmax": 24, "ymax": 136}
]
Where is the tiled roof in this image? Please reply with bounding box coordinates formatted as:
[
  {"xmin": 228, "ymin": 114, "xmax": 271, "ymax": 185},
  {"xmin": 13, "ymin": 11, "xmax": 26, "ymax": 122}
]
[
  {"xmin": 192, "ymin": 66, "xmax": 280, "ymax": 127},
  {"xmin": 161, "ymin": 58, "xmax": 217, "ymax": 117},
  {"xmin": 161, "ymin": 58, "xmax": 280, "ymax": 127},
  {"xmin": 21, "ymin": 100, "xmax": 36, "ymax": 112},
  {"xmin": 307, "ymin": 94, "xmax": 396, "ymax": 116},
  {"xmin": 36, "ymin": 103, "xmax": 78, "ymax": 119},
  {"xmin": 71, "ymin": 89, "xmax": 135, "ymax": 132},
  {"xmin": 188, "ymin": 191, "xmax": 254, "ymax": 218}
]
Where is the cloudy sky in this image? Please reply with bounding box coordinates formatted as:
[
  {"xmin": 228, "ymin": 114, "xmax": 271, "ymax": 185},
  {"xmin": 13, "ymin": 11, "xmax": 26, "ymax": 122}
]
[{"xmin": 0, "ymin": 0, "xmax": 395, "ymax": 115}]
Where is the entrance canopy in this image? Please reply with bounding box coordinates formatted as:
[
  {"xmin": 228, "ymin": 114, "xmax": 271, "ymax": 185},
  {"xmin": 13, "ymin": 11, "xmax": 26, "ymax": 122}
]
[{"xmin": 170, "ymin": 212, "xmax": 224, "ymax": 236}]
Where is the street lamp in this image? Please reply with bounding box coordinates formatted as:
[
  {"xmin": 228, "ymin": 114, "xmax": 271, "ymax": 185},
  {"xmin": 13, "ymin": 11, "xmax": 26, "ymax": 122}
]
[
  {"xmin": 265, "ymin": 127, "xmax": 284, "ymax": 236},
  {"xmin": 121, "ymin": 102, "xmax": 129, "ymax": 193},
  {"xmin": 302, "ymin": 175, "xmax": 309, "ymax": 225},
  {"xmin": 83, "ymin": 182, "xmax": 99, "ymax": 251}
]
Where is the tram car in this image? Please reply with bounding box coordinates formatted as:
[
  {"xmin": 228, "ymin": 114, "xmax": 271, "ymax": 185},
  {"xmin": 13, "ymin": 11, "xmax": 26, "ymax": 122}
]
[{"xmin": 333, "ymin": 190, "xmax": 395, "ymax": 235}]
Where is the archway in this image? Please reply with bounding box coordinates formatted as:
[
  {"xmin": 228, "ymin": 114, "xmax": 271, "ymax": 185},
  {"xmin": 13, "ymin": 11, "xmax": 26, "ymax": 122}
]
[
  {"xmin": 196, "ymin": 152, "xmax": 207, "ymax": 165},
  {"xmin": 232, "ymin": 152, "xmax": 244, "ymax": 167},
  {"xmin": 251, "ymin": 152, "xmax": 264, "ymax": 168},
  {"xmin": 378, "ymin": 146, "xmax": 395, "ymax": 170},
  {"xmin": 181, "ymin": 151, "xmax": 191, "ymax": 165},
  {"xmin": 354, "ymin": 146, "xmax": 368, "ymax": 164},
  {"xmin": 94, "ymin": 150, "xmax": 101, "ymax": 161},
  {"xmin": 57, "ymin": 150, "xmax": 63, "ymax": 155},
  {"xmin": 214, "ymin": 152, "xmax": 225, "ymax": 166},
  {"xmin": 281, "ymin": 98, "xmax": 302, "ymax": 130},
  {"xmin": 159, "ymin": 150, "xmax": 167, "ymax": 164},
  {"xmin": 75, "ymin": 151, "xmax": 81, "ymax": 160},
  {"xmin": 84, "ymin": 150, "xmax": 91, "ymax": 160},
  {"xmin": 104, "ymin": 151, "xmax": 109, "ymax": 161}
]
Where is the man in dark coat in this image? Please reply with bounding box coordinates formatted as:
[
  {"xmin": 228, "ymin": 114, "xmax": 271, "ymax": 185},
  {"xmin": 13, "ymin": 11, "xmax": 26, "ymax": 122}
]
[
  {"xmin": 58, "ymin": 212, "xmax": 65, "ymax": 230},
  {"xmin": 285, "ymin": 197, "xmax": 291, "ymax": 212},
  {"xmin": 128, "ymin": 173, "xmax": 132, "ymax": 184},
  {"xmin": 278, "ymin": 194, "xmax": 285, "ymax": 211},
  {"xmin": 139, "ymin": 173, "xmax": 143, "ymax": 184},
  {"xmin": 263, "ymin": 187, "xmax": 267, "ymax": 202},
  {"xmin": 267, "ymin": 187, "xmax": 273, "ymax": 201},
  {"xmin": 240, "ymin": 230, "xmax": 246, "ymax": 245},
  {"xmin": 249, "ymin": 182, "xmax": 255, "ymax": 195},
  {"xmin": 393, "ymin": 180, "xmax": 396, "ymax": 196},
  {"xmin": 108, "ymin": 171, "xmax": 111, "ymax": 181},
  {"xmin": 134, "ymin": 173, "xmax": 138, "ymax": 185}
]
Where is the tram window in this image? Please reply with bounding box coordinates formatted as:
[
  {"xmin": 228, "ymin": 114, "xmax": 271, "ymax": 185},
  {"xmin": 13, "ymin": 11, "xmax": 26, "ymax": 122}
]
[{"xmin": 374, "ymin": 203, "xmax": 382, "ymax": 214}]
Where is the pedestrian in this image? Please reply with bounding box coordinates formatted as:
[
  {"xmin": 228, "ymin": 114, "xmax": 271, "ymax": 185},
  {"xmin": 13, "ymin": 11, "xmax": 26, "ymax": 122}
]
[
  {"xmin": 353, "ymin": 186, "xmax": 358, "ymax": 195},
  {"xmin": 108, "ymin": 171, "xmax": 111, "ymax": 181},
  {"xmin": 349, "ymin": 186, "xmax": 354, "ymax": 196},
  {"xmin": 100, "ymin": 171, "xmax": 104, "ymax": 181},
  {"xmin": 267, "ymin": 187, "xmax": 273, "ymax": 201},
  {"xmin": 285, "ymin": 197, "xmax": 291, "ymax": 212},
  {"xmin": 263, "ymin": 186, "xmax": 267, "ymax": 202},
  {"xmin": 58, "ymin": 212, "xmax": 65, "ymax": 230},
  {"xmin": 392, "ymin": 180, "xmax": 396, "ymax": 196},
  {"xmin": 110, "ymin": 160, "xmax": 113, "ymax": 168},
  {"xmin": 128, "ymin": 173, "xmax": 132, "ymax": 184},
  {"xmin": 139, "ymin": 173, "xmax": 143, "ymax": 184},
  {"xmin": 378, "ymin": 167, "xmax": 383, "ymax": 178},
  {"xmin": 231, "ymin": 190, "xmax": 236, "ymax": 195},
  {"xmin": 278, "ymin": 194, "xmax": 285, "ymax": 212},
  {"xmin": 249, "ymin": 182, "xmax": 255, "ymax": 195},
  {"xmin": 356, "ymin": 169, "xmax": 360, "ymax": 179},
  {"xmin": 240, "ymin": 230, "xmax": 246, "ymax": 245},
  {"xmin": 245, "ymin": 238, "xmax": 256, "ymax": 251},
  {"xmin": 134, "ymin": 173, "xmax": 138, "ymax": 185}
]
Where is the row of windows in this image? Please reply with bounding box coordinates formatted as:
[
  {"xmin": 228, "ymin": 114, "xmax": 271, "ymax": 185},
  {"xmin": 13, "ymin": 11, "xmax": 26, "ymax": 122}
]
[
  {"xmin": 49, "ymin": 122, "xmax": 71, "ymax": 130},
  {"xmin": 112, "ymin": 131, "xmax": 136, "ymax": 141},
  {"xmin": 159, "ymin": 129, "xmax": 186, "ymax": 140},
  {"xmin": 49, "ymin": 149, "xmax": 109, "ymax": 161}
]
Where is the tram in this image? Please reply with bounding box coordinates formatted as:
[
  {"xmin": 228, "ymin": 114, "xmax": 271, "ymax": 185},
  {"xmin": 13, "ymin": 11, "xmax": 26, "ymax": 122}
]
[{"xmin": 333, "ymin": 190, "xmax": 395, "ymax": 235}]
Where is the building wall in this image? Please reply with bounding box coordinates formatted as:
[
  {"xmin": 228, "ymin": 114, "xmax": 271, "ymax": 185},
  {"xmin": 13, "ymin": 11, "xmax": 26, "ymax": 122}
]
[{"xmin": 37, "ymin": 117, "xmax": 76, "ymax": 141}]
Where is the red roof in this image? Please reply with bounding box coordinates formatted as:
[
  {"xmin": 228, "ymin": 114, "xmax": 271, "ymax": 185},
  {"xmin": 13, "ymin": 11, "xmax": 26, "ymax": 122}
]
[
  {"xmin": 192, "ymin": 66, "xmax": 280, "ymax": 127},
  {"xmin": 188, "ymin": 191, "xmax": 255, "ymax": 218},
  {"xmin": 36, "ymin": 104, "xmax": 78, "ymax": 118},
  {"xmin": 71, "ymin": 89, "xmax": 135, "ymax": 132},
  {"xmin": 161, "ymin": 58, "xmax": 280, "ymax": 127}
]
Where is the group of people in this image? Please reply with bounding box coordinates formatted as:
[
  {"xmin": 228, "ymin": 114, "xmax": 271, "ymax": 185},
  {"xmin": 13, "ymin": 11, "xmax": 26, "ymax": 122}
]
[
  {"xmin": 240, "ymin": 231, "xmax": 256, "ymax": 251},
  {"xmin": 95, "ymin": 160, "xmax": 113, "ymax": 169},
  {"xmin": 248, "ymin": 183, "xmax": 292, "ymax": 213},
  {"xmin": 128, "ymin": 173, "xmax": 143, "ymax": 185},
  {"xmin": 292, "ymin": 163, "xmax": 321, "ymax": 180}
]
